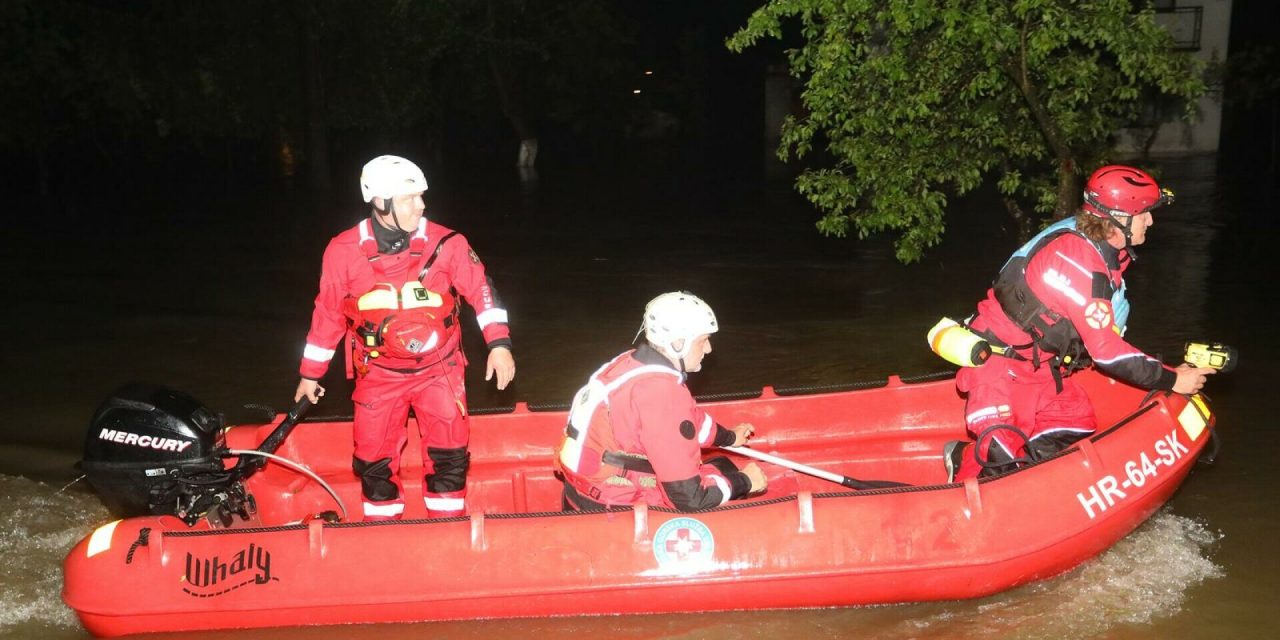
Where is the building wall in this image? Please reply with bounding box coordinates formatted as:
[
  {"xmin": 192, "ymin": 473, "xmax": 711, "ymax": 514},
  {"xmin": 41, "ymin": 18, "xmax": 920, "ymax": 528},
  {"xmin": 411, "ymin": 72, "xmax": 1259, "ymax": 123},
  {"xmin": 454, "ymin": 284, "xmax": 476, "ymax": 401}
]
[{"xmin": 1118, "ymin": 0, "xmax": 1234, "ymax": 153}]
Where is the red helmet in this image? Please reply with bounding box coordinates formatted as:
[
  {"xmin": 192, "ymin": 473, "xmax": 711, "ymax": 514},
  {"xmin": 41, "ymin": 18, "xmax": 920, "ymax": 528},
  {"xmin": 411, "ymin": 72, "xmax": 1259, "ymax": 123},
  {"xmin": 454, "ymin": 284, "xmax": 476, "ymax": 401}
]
[{"xmin": 1082, "ymin": 165, "xmax": 1173, "ymax": 218}]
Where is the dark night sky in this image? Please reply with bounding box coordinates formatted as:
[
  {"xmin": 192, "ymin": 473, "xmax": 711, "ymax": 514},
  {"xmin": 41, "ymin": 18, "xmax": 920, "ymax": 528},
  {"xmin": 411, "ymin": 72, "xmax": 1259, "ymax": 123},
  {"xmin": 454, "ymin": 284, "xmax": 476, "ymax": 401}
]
[{"xmin": 0, "ymin": 0, "xmax": 1275, "ymax": 212}]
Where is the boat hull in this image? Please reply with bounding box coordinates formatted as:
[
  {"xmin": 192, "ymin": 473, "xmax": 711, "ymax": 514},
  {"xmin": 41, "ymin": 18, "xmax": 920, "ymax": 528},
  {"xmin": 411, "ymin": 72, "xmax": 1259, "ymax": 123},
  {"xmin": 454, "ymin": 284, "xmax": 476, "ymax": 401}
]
[{"xmin": 64, "ymin": 371, "xmax": 1216, "ymax": 636}]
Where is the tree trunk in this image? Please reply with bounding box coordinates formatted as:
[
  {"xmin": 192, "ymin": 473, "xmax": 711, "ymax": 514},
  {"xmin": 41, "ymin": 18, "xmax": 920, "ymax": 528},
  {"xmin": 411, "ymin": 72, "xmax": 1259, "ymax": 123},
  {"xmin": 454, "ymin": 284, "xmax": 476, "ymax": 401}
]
[
  {"xmin": 485, "ymin": 0, "xmax": 537, "ymax": 168},
  {"xmin": 35, "ymin": 144, "xmax": 50, "ymax": 197},
  {"xmin": 486, "ymin": 52, "xmax": 537, "ymax": 167},
  {"xmin": 1142, "ymin": 123, "xmax": 1161, "ymax": 160},
  {"xmin": 1007, "ymin": 17, "xmax": 1077, "ymax": 220},
  {"xmin": 517, "ymin": 139, "xmax": 538, "ymax": 168},
  {"xmin": 1271, "ymin": 98, "xmax": 1278, "ymax": 175},
  {"xmin": 1003, "ymin": 196, "xmax": 1031, "ymax": 243},
  {"xmin": 1054, "ymin": 160, "xmax": 1079, "ymax": 221}
]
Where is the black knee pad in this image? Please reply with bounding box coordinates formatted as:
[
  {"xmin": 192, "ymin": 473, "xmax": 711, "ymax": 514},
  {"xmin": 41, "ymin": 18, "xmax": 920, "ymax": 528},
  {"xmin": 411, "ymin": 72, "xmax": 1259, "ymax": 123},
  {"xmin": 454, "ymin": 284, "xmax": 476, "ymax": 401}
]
[
  {"xmin": 426, "ymin": 447, "xmax": 470, "ymax": 493},
  {"xmin": 1027, "ymin": 430, "xmax": 1090, "ymax": 461},
  {"xmin": 352, "ymin": 456, "xmax": 399, "ymax": 502}
]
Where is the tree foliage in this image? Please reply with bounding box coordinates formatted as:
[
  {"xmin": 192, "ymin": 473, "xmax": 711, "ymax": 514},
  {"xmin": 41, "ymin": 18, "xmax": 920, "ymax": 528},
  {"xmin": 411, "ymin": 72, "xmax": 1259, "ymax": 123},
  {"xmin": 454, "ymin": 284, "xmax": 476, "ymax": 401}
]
[
  {"xmin": 0, "ymin": 0, "xmax": 632, "ymax": 196},
  {"xmin": 0, "ymin": 1, "xmax": 150, "ymax": 190},
  {"xmin": 728, "ymin": 0, "xmax": 1205, "ymax": 262},
  {"xmin": 457, "ymin": 0, "xmax": 632, "ymax": 155},
  {"xmin": 1223, "ymin": 44, "xmax": 1280, "ymax": 109}
]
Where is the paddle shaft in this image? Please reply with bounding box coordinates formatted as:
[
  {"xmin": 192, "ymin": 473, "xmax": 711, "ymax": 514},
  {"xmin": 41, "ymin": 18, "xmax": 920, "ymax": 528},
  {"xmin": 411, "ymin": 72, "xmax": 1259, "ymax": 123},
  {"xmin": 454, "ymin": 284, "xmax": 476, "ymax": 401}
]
[{"xmin": 721, "ymin": 445, "xmax": 906, "ymax": 490}]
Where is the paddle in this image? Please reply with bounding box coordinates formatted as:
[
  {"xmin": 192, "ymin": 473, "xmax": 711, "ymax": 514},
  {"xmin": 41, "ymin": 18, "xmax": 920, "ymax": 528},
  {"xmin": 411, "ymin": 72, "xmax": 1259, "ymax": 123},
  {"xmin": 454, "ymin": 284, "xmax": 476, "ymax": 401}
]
[{"xmin": 721, "ymin": 445, "xmax": 908, "ymax": 490}]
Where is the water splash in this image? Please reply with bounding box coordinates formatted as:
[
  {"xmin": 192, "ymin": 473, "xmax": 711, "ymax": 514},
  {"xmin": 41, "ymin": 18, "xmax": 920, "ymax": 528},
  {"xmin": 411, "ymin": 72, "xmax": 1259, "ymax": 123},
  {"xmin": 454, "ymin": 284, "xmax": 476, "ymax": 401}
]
[
  {"xmin": 584, "ymin": 510, "xmax": 1224, "ymax": 640},
  {"xmin": 887, "ymin": 510, "xmax": 1223, "ymax": 639},
  {"xmin": 0, "ymin": 474, "xmax": 108, "ymax": 637}
]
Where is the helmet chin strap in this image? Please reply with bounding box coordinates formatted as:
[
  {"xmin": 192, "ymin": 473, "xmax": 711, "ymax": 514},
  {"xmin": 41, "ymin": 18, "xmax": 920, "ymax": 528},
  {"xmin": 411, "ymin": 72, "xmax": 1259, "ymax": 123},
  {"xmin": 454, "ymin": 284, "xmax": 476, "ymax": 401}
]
[
  {"xmin": 374, "ymin": 196, "xmax": 413, "ymax": 240},
  {"xmin": 1104, "ymin": 211, "xmax": 1138, "ymax": 259},
  {"xmin": 660, "ymin": 341, "xmax": 690, "ymax": 375}
]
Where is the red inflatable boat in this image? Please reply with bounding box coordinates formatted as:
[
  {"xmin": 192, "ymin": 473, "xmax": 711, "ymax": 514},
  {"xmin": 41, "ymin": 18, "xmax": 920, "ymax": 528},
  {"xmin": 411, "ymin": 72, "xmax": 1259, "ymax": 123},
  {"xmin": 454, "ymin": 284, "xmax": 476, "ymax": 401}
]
[{"xmin": 63, "ymin": 369, "xmax": 1217, "ymax": 637}]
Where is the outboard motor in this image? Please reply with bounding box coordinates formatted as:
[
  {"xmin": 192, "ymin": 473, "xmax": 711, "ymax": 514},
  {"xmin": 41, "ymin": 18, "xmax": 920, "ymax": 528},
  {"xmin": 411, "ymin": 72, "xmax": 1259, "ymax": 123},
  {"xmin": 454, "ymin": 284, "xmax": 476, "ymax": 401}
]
[{"xmin": 81, "ymin": 383, "xmax": 253, "ymax": 527}]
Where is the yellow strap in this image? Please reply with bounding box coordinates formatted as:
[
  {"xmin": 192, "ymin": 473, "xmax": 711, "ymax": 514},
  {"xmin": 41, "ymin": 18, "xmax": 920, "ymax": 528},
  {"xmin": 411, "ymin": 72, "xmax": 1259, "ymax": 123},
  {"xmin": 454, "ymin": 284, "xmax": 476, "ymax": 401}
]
[{"xmin": 356, "ymin": 284, "xmax": 398, "ymax": 311}]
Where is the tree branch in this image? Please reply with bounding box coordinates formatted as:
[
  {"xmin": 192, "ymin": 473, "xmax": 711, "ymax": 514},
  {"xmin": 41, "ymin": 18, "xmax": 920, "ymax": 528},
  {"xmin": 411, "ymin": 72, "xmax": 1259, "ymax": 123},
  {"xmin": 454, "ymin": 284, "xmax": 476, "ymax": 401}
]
[{"xmin": 1004, "ymin": 15, "xmax": 1077, "ymax": 218}]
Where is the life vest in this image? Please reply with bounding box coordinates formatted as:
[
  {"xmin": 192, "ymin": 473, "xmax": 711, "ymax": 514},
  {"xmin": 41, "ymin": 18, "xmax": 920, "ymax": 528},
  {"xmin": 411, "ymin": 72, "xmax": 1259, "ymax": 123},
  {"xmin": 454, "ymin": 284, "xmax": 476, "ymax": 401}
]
[
  {"xmin": 345, "ymin": 219, "xmax": 460, "ymax": 366},
  {"xmin": 991, "ymin": 218, "xmax": 1130, "ymax": 373},
  {"xmin": 554, "ymin": 353, "xmax": 682, "ymax": 487},
  {"xmin": 344, "ymin": 281, "xmax": 456, "ymax": 360}
]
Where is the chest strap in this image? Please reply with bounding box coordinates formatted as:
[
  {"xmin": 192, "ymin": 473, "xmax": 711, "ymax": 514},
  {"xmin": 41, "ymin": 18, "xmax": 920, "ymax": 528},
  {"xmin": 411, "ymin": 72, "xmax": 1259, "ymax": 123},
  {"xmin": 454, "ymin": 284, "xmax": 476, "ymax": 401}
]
[
  {"xmin": 417, "ymin": 231, "xmax": 459, "ymax": 282},
  {"xmin": 601, "ymin": 450, "xmax": 655, "ymax": 474}
]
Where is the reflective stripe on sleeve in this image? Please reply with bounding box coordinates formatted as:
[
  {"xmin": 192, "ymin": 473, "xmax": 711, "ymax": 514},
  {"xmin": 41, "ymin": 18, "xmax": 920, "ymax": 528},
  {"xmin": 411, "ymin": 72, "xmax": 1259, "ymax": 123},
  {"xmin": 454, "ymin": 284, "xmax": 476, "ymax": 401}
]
[
  {"xmin": 1053, "ymin": 250, "xmax": 1093, "ymax": 279},
  {"xmin": 303, "ymin": 343, "xmax": 336, "ymax": 363},
  {"xmin": 1093, "ymin": 352, "xmax": 1149, "ymax": 365},
  {"xmin": 698, "ymin": 414, "xmax": 714, "ymax": 443},
  {"xmin": 1042, "ymin": 268, "xmax": 1087, "ymax": 306},
  {"xmin": 475, "ymin": 308, "xmax": 509, "ymax": 329}
]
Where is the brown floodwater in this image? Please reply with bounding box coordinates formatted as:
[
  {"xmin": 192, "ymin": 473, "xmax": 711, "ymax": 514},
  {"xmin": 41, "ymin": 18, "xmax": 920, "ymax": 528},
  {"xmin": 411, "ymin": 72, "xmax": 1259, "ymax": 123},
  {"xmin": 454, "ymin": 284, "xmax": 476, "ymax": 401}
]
[{"xmin": 1, "ymin": 154, "xmax": 1274, "ymax": 638}]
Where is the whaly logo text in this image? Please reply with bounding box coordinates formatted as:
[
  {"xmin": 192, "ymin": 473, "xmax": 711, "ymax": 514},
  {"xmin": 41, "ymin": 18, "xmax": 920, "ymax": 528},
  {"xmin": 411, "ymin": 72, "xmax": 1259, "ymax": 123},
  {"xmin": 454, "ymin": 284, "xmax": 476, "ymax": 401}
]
[{"xmin": 183, "ymin": 542, "xmax": 277, "ymax": 596}]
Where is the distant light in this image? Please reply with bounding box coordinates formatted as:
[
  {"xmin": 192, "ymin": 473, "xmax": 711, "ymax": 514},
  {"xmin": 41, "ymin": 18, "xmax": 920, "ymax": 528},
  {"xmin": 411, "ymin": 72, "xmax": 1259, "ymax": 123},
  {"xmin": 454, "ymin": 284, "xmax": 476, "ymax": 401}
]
[
  {"xmin": 633, "ymin": 89, "xmax": 642, "ymax": 94},
  {"xmin": 644, "ymin": 70, "xmax": 654, "ymax": 75}
]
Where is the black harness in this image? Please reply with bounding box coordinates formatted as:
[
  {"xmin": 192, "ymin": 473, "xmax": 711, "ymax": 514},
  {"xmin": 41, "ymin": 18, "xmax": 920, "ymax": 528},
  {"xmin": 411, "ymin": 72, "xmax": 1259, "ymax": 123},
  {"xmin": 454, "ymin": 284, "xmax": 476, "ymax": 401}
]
[{"xmin": 988, "ymin": 227, "xmax": 1121, "ymax": 391}]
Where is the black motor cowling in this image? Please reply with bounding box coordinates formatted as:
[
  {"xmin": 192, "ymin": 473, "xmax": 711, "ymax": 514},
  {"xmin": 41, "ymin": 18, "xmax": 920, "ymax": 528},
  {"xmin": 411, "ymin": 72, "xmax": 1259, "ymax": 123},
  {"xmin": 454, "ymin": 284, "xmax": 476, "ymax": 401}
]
[{"xmin": 81, "ymin": 383, "xmax": 229, "ymax": 519}]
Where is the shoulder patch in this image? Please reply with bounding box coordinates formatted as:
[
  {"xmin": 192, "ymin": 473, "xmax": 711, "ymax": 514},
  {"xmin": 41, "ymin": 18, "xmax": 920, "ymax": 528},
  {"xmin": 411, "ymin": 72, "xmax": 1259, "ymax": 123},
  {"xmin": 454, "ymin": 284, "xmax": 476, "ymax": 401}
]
[
  {"xmin": 679, "ymin": 420, "xmax": 696, "ymax": 440},
  {"xmin": 468, "ymin": 249, "xmax": 480, "ymax": 264},
  {"xmin": 1083, "ymin": 300, "xmax": 1113, "ymax": 330}
]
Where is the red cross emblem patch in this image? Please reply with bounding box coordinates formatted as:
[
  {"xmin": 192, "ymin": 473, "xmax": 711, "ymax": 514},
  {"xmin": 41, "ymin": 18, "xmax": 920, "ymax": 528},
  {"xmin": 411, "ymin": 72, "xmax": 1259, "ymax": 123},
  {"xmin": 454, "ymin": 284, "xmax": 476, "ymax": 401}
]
[{"xmin": 653, "ymin": 516, "xmax": 715, "ymax": 570}]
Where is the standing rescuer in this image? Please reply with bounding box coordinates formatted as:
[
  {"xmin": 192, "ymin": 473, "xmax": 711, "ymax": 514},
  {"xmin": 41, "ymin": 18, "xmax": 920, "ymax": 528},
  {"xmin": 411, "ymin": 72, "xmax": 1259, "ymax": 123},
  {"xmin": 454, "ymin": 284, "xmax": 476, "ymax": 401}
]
[
  {"xmin": 295, "ymin": 155, "xmax": 515, "ymax": 520},
  {"xmin": 939, "ymin": 165, "xmax": 1215, "ymax": 482},
  {"xmin": 555, "ymin": 292, "xmax": 767, "ymax": 512}
]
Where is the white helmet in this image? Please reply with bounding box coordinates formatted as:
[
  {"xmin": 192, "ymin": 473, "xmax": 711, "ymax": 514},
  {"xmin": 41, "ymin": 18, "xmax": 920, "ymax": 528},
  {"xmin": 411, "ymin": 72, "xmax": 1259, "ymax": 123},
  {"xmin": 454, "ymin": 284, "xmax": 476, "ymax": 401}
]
[
  {"xmin": 641, "ymin": 291, "xmax": 718, "ymax": 358},
  {"xmin": 359, "ymin": 155, "xmax": 428, "ymax": 203}
]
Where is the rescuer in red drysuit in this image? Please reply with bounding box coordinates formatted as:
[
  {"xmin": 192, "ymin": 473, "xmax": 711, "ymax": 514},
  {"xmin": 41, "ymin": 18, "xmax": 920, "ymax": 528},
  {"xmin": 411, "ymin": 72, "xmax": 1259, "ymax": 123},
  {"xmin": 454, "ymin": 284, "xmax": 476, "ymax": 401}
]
[
  {"xmin": 555, "ymin": 292, "xmax": 768, "ymax": 511},
  {"xmin": 294, "ymin": 155, "xmax": 515, "ymax": 520},
  {"xmin": 944, "ymin": 165, "xmax": 1215, "ymax": 482}
]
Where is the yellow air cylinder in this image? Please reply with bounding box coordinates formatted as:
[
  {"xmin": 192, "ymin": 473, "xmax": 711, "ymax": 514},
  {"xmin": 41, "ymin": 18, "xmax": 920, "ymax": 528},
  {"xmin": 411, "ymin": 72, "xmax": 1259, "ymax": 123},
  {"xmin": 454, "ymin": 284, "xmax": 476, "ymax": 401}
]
[{"xmin": 928, "ymin": 317, "xmax": 993, "ymax": 368}]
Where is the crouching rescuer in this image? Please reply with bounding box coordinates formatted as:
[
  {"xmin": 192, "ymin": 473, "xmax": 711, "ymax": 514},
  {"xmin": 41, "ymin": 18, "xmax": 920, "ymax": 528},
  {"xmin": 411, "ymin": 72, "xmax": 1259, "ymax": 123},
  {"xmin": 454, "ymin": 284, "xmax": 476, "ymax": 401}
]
[
  {"xmin": 555, "ymin": 292, "xmax": 767, "ymax": 511},
  {"xmin": 932, "ymin": 165, "xmax": 1215, "ymax": 483},
  {"xmin": 295, "ymin": 155, "xmax": 515, "ymax": 520}
]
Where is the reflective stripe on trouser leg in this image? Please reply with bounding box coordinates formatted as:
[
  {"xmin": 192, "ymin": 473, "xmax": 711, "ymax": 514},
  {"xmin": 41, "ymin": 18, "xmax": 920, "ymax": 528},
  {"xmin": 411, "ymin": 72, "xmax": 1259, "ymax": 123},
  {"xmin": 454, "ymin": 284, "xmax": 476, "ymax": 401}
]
[{"xmin": 424, "ymin": 489, "xmax": 466, "ymax": 517}]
